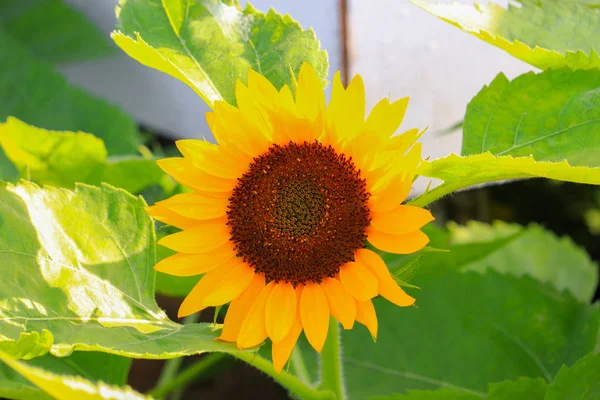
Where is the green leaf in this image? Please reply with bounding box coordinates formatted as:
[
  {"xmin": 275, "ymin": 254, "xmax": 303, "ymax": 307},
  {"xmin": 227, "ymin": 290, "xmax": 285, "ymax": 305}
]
[
  {"xmin": 372, "ymin": 377, "xmax": 547, "ymax": 400},
  {"xmin": 1, "ymin": 357, "xmax": 148, "ymax": 400},
  {"xmin": 0, "ymin": 352, "xmax": 131, "ymax": 400},
  {"xmin": 0, "ymin": 29, "xmax": 140, "ymax": 155},
  {"xmin": 113, "ymin": 0, "xmax": 328, "ymax": 107},
  {"xmin": 448, "ymin": 221, "xmax": 598, "ymax": 303},
  {"xmin": 411, "ymin": 153, "xmax": 600, "ymax": 207},
  {"xmin": 0, "ymin": 118, "xmax": 164, "ymax": 194},
  {"xmin": 339, "ymin": 271, "xmax": 599, "ymax": 399},
  {"xmin": 461, "ymin": 70, "xmax": 600, "ymax": 165},
  {"xmin": 410, "ymin": 0, "xmax": 600, "ymax": 70},
  {"xmin": 546, "ymin": 353, "xmax": 600, "ymax": 400},
  {"xmin": 0, "ymin": 182, "xmax": 244, "ymax": 360},
  {"xmin": 0, "ymin": 0, "xmax": 114, "ymax": 63}
]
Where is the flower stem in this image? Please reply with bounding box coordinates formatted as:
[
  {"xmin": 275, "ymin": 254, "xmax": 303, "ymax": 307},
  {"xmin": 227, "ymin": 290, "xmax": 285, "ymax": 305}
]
[
  {"xmin": 149, "ymin": 353, "xmax": 225, "ymax": 399},
  {"xmin": 291, "ymin": 347, "xmax": 312, "ymax": 385},
  {"xmin": 234, "ymin": 352, "xmax": 335, "ymax": 400},
  {"xmin": 319, "ymin": 319, "xmax": 346, "ymax": 400}
]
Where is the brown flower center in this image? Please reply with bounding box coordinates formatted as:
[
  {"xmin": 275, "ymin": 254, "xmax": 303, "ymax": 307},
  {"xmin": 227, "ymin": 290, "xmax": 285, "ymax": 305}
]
[{"xmin": 227, "ymin": 141, "xmax": 371, "ymax": 285}]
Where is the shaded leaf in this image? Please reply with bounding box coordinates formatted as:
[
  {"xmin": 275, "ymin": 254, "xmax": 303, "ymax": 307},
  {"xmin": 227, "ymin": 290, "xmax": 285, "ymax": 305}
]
[
  {"xmin": 2, "ymin": 357, "xmax": 148, "ymax": 400},
  {"xmin": 0, "ymin": 29, "xmax": 140, "ymax": 155},
  {"xmin": 113, "ymin": 0, "xmax": 328, "ymax": 107},
  {"xmin": 545, "ymin": 353, "xmax": 600, "ymax": 400},
  {"xmin": 0, "ymin": 118, "xmax": 164, "ymax": 194},
  {"xmin": 448, "ymin": 221, "xmax": 598, "ymax": 303},
  {"xmin": 411, "ymin": 153, "xmax": 600, "ymax": 207},
  {"xmin": 410, "ymin": 0, "xmax": 600, "ymax": 70},
  {"xmin": 340, "ymin": 271, "xmax": 599, "ymax": 399},
  {"xmin": 0, "ymin": 0, "xmax": 114, "ymax": 63},
  {"xmin": 462, "ymin": 70, "xmax": 600, "ymax": 165},
  {"xmin": 0, "ymin": 182, "xmax": 244, "ymax": 360}
]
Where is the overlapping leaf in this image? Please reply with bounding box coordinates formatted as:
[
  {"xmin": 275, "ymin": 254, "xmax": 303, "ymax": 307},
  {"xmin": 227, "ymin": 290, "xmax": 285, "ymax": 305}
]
[
  {"xmin": 0, "ymin": 118, "xmax": 164, "ymax": 193},
  {"xmin": 546, "ymin": 353, "xmax": 600, "ymax": 400},
  {"xmin": 0, "ymin": 28, "xmax": 139, "ymax": 155},
  {"xmin": 0, "ymin": 353, "xmax": 131, "ymax": 400},
  {"xmin": 0, "ymin": 0, "xmax": 113, "ymax": 63},
  {"xmin": 113, "ymin": 0, "xmax": 328, "ymax": 107},
  {"xmin": 411, "ymin": 153, "xmax": 600, "ymax": 207},
  {"xmin": 2, "ymin": 357, "xmax": 148, "ymax": 400},
  {"xmin": 0, "ymin": 182, "xmax": 244, "ymax": 360},
  {"xmin": 410, "ymin": 0, "xmax": 600, "ymax": 70}
]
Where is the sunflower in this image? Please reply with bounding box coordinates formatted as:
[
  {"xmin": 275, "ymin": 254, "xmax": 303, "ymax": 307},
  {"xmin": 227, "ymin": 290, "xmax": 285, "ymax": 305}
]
[{"xmin": 147, "ymin": 63, "xmax": 434, "ymax": 373}]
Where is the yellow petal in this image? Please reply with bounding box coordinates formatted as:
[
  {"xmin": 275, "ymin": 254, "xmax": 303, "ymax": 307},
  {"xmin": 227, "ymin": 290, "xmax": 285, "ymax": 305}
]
[
  {"xmin": 157, "ymin": 218, "xmax": 230, "ymax": 253},
  {"xmin": 237, "ymin": 282, "xmax": 275, "ymax": 349},
  {"xmin": 176, "ymin": 139, "xmax": 249, "ymax": 179},
  {"xmin": 369, "ymin": 174, "xmax": 413, "ymax": 213},
  {"xmin": 339, "ymin": 261, "xmax": 378, "ymax": 301},
  {"xmin": 367, "ymin": 228, "xmax": 430, "ymax": 254},
  {"xmin": 157, "ymin": 158, "xmax": 236, "ymax": 193},
  {"xmin": 299, "ymin": 283, "xmax": 329, "ymax": 352},
  {"xmin": 296, "ymin": 63, "xmax": 325, "ymax": 123},
  {"xmin": 355, "ymin": 299, "xmax": 378, "ymax": 339},
  {"xmin": 355, "ymin": 249, "xmax": 415, "ymax": 307},
  {"xmin": 154, "ymin": 244, "xmax": 236, "ymax": 276},
  {"xmin": 265, "ymin": 282, "xmax": 298, "ymax": 343},
  {"xmin": 247, "ymin": 69, "xmax": 280, "ymax": 104},
  {"xmin": 178, "ymin": 265, "xmax": 231, "ymax": 317},
  {"xmin": 201, "ymin": 262, "xmax": 255, "ymax": 307},
  {"xmin": 321, "ymin": 278, "xmax": 356, "ymax": 329},
  {"xmin": 272, "ymin": 313, "xmax": 302, "ymax": 373},
  {"xmin": 365, "ymin": 97, "xmax": 409, "ymax": 141},
  {"xmin": 213, "ymin": 101, "xmax": 271, "ymax": 157},
  {"xmin": 371, "ymin": 205, "xmax": 434, "ymax": 235},
  {"xmin": 158, "ymin": 192, "xmax": 229, "ymax": 221},
  {"xmin": 219, "ymin": 273, "xmax": 265, "ymax": 342},
  {"xmin": 145, "ymin": 204, "xmax": 200, "ymax": 229}
]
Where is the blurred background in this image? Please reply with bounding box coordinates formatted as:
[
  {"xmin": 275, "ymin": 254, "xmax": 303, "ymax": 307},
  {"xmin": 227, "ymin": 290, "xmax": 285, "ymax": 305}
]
[{"xmin": 1, "ymin": 0, "xmax": 599, "ymax": 398}]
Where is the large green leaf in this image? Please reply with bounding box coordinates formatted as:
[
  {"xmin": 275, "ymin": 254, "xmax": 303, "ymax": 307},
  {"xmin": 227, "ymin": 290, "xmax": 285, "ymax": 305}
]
[
  {"xmin": 0, "ymin": 0, "xmax": 114, "ymax": 63},
  {"xmin": 411, "ymin": 153, "xmax": 600, "ymax": 207},
  {"xmin": 410, "ymin": 0, "xmax": 600, "ymax": 70},
  {"xmin": 461, "ymin": 70, "xmax": 600, "ymax": 165},
  {"xmin": 373, "ymin": 377, "xmax": 547, "ymax": 400},
  {"xmin": 340, "ymin": 271, "xmax": 599, "ymax": 399},
  {"xmin": 113, "ymin": 0, "xmax": 328, "ymax": 107},
  {"xmin": 0, "ymin": 182, "xmax": 244, "ymax": 360},
  {"xmin": 545, "ymin": 353, "xmax": 600, "ymax": 400},
  {"xmin": 0, "ymin": 352, "xmax": 131, "ymax": 400},
  {"xmin": 447, "ymin": 221, "xmax": 598, "ymax": 303},
  {"xmin": 0, "ymin": 118, "xmax": 164, "ymax": 194},
  {"xmin": 2, "ymin": 357, "xmax": 148, "ymax": 400},
  {"xmin": 0, "ymin": 28, "xmax": 139, "ymax": 155}
]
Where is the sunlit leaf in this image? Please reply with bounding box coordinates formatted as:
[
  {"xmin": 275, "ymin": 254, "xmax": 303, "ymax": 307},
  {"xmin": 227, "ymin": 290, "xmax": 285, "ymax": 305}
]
[
  {"xmin": 410, "ymin": 0, "xmax": 600, "ymax": 70},
  {"xmin": 0, "ymin": 118, "xmax": 164, "ymax": 194},
  {"xmin": 0, "ymin": 29, "xmax": 140, "ymax": 155},
  {"xmin": 545, "ymin": 353, "xmax": 600, "ymax": 400},
  {"xmin": 461, "ymin": 70, "xmax": 600, "ymax": 165},
  {"xmin": 0, "ymin": 0, "xmax": 114, "ymax": 63},
  {"xmin": 411, "ymin": 153, "xmax": 600, "ymax": 207},
  {"xmin": 0, "ymin": 182, "xmax": 244, "ymax": 360},
  {"xmin": 113, "ymin": 0, "xmax": 328, "ymax": 107},
  {"xmin": 0, "ymin": 352, "xmax": 131, "ymax": 400},
  {"xmin": 2, "ymin": 357, "xmax": 148, "ymax": 400}
]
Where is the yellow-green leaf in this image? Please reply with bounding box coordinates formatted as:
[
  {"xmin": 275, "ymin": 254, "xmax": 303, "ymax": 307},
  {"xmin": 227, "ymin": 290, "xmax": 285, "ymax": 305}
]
[
  {"xmin": 410, "ymin": 152, "xmax": 600, "ymax": 207},
  {"xmin": 410, "ymin": 0, "xmax": 600, "ymax": 70},
  {"xmin": 113, "ymin": 0, "xmax": 328, "ymax": 107},
  {"xmin": 2, "ymin": 357, "xmax": 149, "ymax": 400}
]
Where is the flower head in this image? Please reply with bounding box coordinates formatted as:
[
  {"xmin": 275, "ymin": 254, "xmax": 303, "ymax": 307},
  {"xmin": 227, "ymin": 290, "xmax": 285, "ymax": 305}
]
[{"xmin": 147, "ymin": 64, "xmax": 434, "ymax": 372}]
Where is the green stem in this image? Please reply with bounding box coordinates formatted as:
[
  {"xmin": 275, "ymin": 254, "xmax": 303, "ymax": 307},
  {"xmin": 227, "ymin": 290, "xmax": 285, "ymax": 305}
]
[
  {"xmin": 149, "ymin": 353, "xmax": 225, "ymax": 399},
  {"xmin": 408, "ymin": 182, "xmax": 461, "ymax": 208},
  {"xmin": 319, "ymin": 319, "xmax": 346, "ymax": 400},
  {"xmin": 234, "ymin": 352, "xmax": 335, "ymax": 400},
  {"xmin": 291, "ymin": 347, "xmax": 312, "ymax": 385}
]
